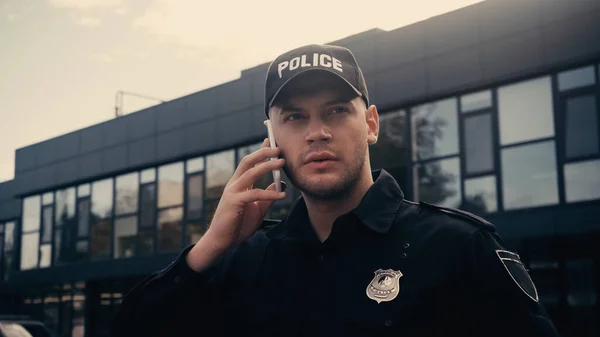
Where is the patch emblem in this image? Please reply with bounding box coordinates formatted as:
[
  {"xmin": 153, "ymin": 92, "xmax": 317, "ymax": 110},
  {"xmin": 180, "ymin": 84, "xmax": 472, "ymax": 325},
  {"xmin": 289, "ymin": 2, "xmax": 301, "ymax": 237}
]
[
  {"xmin": 496, "ymin": 250, "xmax": 539, "ymax": 303},
  {"xmin": 366, "ymin": 269, "xmax": 403, "ymax": 304}
]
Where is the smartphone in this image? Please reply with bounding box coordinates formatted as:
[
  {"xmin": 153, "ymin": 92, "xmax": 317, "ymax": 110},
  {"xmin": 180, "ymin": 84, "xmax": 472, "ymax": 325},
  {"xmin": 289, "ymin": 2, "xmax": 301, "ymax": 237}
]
[{"xmin": 264, "ymin": 120, "xmax": 282, "ymax": 193}]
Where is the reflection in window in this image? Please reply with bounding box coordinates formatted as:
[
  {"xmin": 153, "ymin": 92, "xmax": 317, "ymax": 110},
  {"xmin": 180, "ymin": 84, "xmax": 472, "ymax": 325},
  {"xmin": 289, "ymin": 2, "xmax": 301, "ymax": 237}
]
[
  {"xmin": 22, "ymin": 196, "xmax": 41, "ymax": 232},
  {"xmin": 186, "ymin": 157, "xmax": 205, "ymax": 174},
  {"xmin": 464, "ymin": 113, "xmax": 494, "ymax": 174},
  {"xmin": 564, "ymin": 160, "xmax": 600, "ymax": 203},
  {"xmin": 206, "ymin": 150, "xmax": 235, "ymax": 199},
  {"xmin": 558, "ymin": 66, "xmax": 596, "ymax": 91},
  {"xmin": 42, "ymin": 192, "xmax": 54, "ymax": 206},
  {"xmin": 237, "ymin": 143, "xmax": 271, "ymax": 190},
  {"xmin": 55, "ymin": 188, "xmax": 77, "ymax": 264},
  {"xmin": 39, "ymin": 244, "xmax": 51, "ymax": 268},
  {"xmin": 137, "ymin": 231, "xmax": 154, "ymax": 256},
  {"xmin": 187, "ymin": 174, "xmax": 204, "ymax": 220},
  {"xmin": 55, "ymin": 188, "xmax": 76, "ymax": 227},
  {"xmin": 564, "ymin": 95, "xmax": 599, "ymax": 159},
  {"xmin": 413, "ymin": 157, "xmax": 461, "ymax": 208},
  {"xmin": 41, "ymin": 207, "xmax": 53, "ymax": 243},
  {"xmin": 460, "ymin": 90, "xmax": 492, "ymax": 113},
  {"xmin": 371, "ymin": 110, "xmax": 408, "ymax": 170},
  {"xmin": 20, "ymin": 232, "xmax": 40, "ymax": 270},
  {"xmin": 411, "ymin": 98, "xmax": 459, "ymax": 161},
  {"xmin": 498, "ymin": 76, "xmax": 554, "ymax": 145},
  {"xmin": 140, "ymin": 184, "xmax": 156, "ymax": 229},
  {"xmin": 141, "ymin": 168, "xmax": 156, "ymax": 183},
  {"xmin": 204, "ymin": 200, "xmax": 220, "ymax": 230},
  {"xmin": 186, "ymin": 222, "xmax": 204, "ymax": 246},
  {"xmin": 77, "ymin": 199, "xmax": 90, "ymax": 238},
  {"xmin": 157, "ymin": 207, "xmax": 182, "ymax": 252},
  {"xmin": 91, "ymin": 219, "xmax": 111, "ymax": 259},
  {"xmin": 158, "ymin": 162, "xmax": 184, "ymax": 208},
  {"xmin": 114, "ymin": 216, "xmax": 137, "ymax": 258},
  {"xmin": 115, "ymin": 172, "xmax": 139, "ymax": 215},
  {"xmin": 77, "ymin": 184, "xmax": 90, "ymax": 198},
  {"xmin": 91, "ymin": 179, "xmax": 113, "ymax": 219},
  {"xmin": 501, "ymin": 141, "xmax": 559, "ymax": 210},
  {"xmin": 464, "ymin": 175, "xmax": 498, "ymax": 214}
]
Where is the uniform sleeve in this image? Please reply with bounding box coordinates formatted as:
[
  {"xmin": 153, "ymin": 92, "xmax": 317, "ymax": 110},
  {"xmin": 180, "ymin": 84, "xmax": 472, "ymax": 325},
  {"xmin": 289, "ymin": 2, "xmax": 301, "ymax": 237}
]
[
  {"xmin": 464, "ymin": 229, "xmax": 560, "ymax": 337},
  {"xmin": 112, "ymin": 245, "xmax": 227, "ymax": 337}
]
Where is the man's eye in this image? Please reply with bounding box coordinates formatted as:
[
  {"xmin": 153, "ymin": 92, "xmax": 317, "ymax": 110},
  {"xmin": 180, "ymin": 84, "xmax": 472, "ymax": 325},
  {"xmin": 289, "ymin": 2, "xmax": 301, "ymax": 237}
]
[
  {"xmin": 330, "ymin": 106, "xmax": 349, "ymax": 114},
  {"xmin": 284, "ymin": 113, "xmax": 303, "ymax": 121}
]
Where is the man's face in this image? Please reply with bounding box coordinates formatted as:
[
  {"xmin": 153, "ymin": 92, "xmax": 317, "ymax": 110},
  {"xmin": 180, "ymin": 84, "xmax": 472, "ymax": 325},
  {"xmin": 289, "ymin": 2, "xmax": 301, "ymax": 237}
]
[{"xmin": 271, "ymin": 72, "xmax": 378, "ymax": 201}]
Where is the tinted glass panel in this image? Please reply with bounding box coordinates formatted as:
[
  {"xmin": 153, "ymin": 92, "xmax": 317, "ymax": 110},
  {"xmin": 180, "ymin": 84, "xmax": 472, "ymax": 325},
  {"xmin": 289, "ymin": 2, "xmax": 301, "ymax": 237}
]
[
  {"xmin": 55, "ymin": 188, "xmax": 76, "ymax": 225},
  {"xmin": 22, "ymin": 195, "xmax": 41, "ymax": 232},
  {"xmin": 206, "ymin": 150, "xmax": 235, "ymax": 199},
  {"xmin": 371, "ymin": 110, "xmax": 408, "ymax": 169},
  {"xmin": 501, "ymin": 141, "xmax": 559, "ymax": 210},
  {"xmin": 411, "ymin": 98, "xmax": 459, "ymax": 160},
  {"xmin": 141, "ymin": 168, "xmax": 156, "ymax": 183},
  {"xmin": 4, "ymin": 222, "xmax": 14, "ymax": 251},
  {"xmin": 186, "ymin": 157, "xmax": 204, "ymax": 174},
  {"xmin": 558, "ymin": 65, "xmax": 596, "ymax": 91},
  {"xmin": 565, "ymin": 95, "xmax": 599, "ymax": 159},
  {"xmin": 187, "ymin": 174, "xmax": 204, "ymax": 220},
  {"xmin": 498, "ymin": 76, "xmax": 554, "ymax": 145},
  {"xmin": 39, "ymin": 244, "xmax": 51, "ymax": 268},
  {"xmin": 237, "ymin": 143, "xmax": 271, "ymax": 190},
  {"xmin": 464, "ymin": 113, "xmax": 494, "ymax": 174},
  {"xmin": 157, "ymin": 207, "xmax": 182, "ymax": 252},
  {"xmin": 91, "ymin": 218, "xmax": 111, "ymax": 259},
  {"xmin": 186, "ymin": 222, "xmax": 204, "ymax": 246},
  {"xmin": 42, "ymin": 192, "xmax": 54, "ymax": 206},
  {"xmin": 77, "ymin": 199, "xmax": 90, "ymax": 237},
  {"xmin": 54, "ymin": 223, "xmax": 81, "ymax": 264},
  {"xmin": 20, "ymin": 232, "xmax": 40, "ymax": 270},
  {"xmin": 137, "ymin": 230, "xmax": 154, "ymax": 255},
  {"xmin": 140, "ymin": 184, "xmax": 156, "ymax": 228},
  {"xmin": 414, "ymin": 157, "xmax": 461, "ymax": 208},
  {"xmin": 115, "ymin": 172, "xmax": 139, "ymax": 215},
  {"xmin": 77, "ymin": 184, "xmax": 90, "ymax": 197},
  {"xmin": 237, "ymin": 143, "xmax": 261, "ymax": 162},
  {"xmin": 464, "ymin": 175, "xmax": 498, "ymax": 214},
  {"xmin": 460, "ymin": 90, "xmax": 492, "ymax": 113},
  {"xmin": 564, "ymin": 160, "xmax": 600, "ymax": 203},
  {"xmin": 91, "ymin": 179, "xmax": 113, "ymax": 219},
  {"xmin": 41, "ymin": 206, "xmax": 53, "ymax": 243},
  {"xmin": 158, "ymin": 162, "xmax": 184, "ymax": 208},
  {"xmin": 204, "ymin": 201, "xmax": 219, "ymax": 230},
  {"xmin": 114, "ymin": 216, "xmax": 137, "ymax": 258}
]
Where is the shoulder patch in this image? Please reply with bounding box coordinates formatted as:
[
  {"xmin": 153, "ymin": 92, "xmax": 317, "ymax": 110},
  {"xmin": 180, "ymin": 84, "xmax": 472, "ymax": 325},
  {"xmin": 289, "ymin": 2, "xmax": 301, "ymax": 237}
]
[{"xmin": 419, "ymin": 201, "xmax": 495, "ymax": 231}]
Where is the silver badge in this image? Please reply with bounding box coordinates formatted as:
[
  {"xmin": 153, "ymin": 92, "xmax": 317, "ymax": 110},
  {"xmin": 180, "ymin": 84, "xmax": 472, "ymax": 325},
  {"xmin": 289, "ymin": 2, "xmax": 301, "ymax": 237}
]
[{"xmin": 366, "ymin": 269, "xmax": 403, "ymax": 304}]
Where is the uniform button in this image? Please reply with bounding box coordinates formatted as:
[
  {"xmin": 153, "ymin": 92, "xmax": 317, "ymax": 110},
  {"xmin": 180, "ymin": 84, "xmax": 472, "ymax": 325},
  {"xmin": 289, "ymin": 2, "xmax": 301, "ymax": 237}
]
[
  {"xmin": 384, "ymin": 319, "xmax": 393, "ymax": 327},
  {"xmin": 400, "ymin": 253, "xmax": 407, "ymax": 259},
  {"xmin": 174, "ymin": 276, "xmax": 181, "ymax": 283},
  {"xmin": 403, "ymin": 242, "xmax": 410, "ymax": 248}
]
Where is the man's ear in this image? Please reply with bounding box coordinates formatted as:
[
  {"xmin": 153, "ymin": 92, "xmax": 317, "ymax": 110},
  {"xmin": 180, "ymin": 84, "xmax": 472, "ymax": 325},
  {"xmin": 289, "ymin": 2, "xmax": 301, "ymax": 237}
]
[{"xmin": 366, "ymin": 105, "xmax": 379, "ymax": 145}]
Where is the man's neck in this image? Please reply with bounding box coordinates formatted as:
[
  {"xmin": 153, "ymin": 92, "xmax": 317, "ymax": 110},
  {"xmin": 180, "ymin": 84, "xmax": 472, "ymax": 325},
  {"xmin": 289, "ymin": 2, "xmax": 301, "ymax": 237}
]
[{"xmin": 303, "ymin": 169, "xmax": 374, "ymax": 242}]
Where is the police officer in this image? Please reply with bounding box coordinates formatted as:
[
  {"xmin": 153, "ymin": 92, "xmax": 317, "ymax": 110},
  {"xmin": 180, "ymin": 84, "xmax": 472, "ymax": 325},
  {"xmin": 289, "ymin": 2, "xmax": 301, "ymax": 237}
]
[{"xmin": 113, "ymin": 44, "xmax": 560, "ymax": 337}]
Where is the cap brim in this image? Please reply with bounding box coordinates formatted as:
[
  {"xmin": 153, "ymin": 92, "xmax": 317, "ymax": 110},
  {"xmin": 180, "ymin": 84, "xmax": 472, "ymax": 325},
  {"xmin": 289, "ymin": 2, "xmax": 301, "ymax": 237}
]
[{"xmin": 268, "ymin": 68, "xmax": 362, "ymax": 109}]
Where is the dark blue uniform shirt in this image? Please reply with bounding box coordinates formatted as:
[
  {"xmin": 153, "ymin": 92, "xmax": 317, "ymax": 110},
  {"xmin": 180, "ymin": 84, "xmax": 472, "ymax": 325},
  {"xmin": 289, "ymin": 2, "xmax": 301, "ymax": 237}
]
[{"xmin": 114, "ymin": 169, "xmax": 559, "ymax": 337}]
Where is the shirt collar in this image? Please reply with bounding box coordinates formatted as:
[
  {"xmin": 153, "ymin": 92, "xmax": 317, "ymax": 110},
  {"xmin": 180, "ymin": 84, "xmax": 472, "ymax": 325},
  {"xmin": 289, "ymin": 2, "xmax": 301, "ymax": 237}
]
[{"xmin": 266, "ymin": 169, "xmax": 404, "ymax": 240}]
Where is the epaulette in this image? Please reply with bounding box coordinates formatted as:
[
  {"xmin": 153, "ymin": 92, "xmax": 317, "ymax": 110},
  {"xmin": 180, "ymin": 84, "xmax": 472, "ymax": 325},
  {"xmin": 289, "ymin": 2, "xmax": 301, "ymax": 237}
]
[
  {"xmin": 419, "ymin": 201, "xmax": 496, "ymax": 231},
  {"xmin": 259, "ymin": 218, "xmax": 282, "ymax": 230}
]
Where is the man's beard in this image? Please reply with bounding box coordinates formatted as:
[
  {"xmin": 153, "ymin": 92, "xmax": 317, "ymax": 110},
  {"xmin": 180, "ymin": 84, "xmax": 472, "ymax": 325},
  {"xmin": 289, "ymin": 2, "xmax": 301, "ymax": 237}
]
[{"xmin": 282, "ymin": 142, "xmax": 368, "ymax": 201}]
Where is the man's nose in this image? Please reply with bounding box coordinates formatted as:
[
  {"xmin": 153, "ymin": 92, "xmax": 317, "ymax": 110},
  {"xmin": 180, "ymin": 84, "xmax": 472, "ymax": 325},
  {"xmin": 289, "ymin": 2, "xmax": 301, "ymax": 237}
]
[{"xmin": 304, "ymin": 120, "xmax": 332, "ymax": 143}]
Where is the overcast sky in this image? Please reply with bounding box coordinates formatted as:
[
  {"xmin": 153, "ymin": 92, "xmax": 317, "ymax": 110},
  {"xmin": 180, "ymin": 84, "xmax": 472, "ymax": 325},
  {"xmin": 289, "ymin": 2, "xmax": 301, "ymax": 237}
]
[{"xmin": 0, "ymin": 0, "xmax": 483, "ymax": 183}]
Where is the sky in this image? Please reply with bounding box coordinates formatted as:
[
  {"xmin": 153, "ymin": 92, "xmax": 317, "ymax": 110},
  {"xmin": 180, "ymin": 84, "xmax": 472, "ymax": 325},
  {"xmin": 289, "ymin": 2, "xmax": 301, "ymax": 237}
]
[{"xmin": 0, "ymin": 0, "xmax": 483, "ymax": 183}]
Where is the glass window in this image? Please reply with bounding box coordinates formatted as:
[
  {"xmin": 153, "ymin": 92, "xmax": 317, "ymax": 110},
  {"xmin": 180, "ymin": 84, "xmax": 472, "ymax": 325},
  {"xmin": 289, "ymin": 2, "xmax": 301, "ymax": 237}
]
[
  {"xmin": 564, "ymin": 159, "xmax": 600, "ymax": 203},
  {"xmin": 498, "ymin": 76, "xmax": 555, "ymax": 145},
  {"xmin": 411, "ymin": 98, "xmax": 459, "ymax": 161},
  {"xmin": 39, "ymin": 244, "xmax": 51, "ymax": 268},
  {"xmin": 186, "ymin": 222, "xmax": 204, "ymax": 246},
  {"xmin": 42, "ymin": 192, "xmax": 54, "ymax": 206},
  {"xmin": 4, "ymin": 221, "xmax": 14, "ymax": 251},
  {"xmin": 158, "ymin": 162, "xmax": 184, "ymax": 208},
  {"xmin": 22, "ymin": 195, "xmax": 41, "ymax": 232},
  {"xmin": 157, "ymin": 207, "xmax": 182, "ymax": 252},
  {"xmin": 464, "ymin": 113, "xmax": 494, "ymax": 174},
  {"xmin": 460, "ymin": 90, "xmax": 492, "ymax": 113},
  {"xmin": 137, "ymin": 230, "xmax": 154, "ymax": 255},
  {"xmin": 187, "ymin": 174, "xmax": 204, "ymax": 220},
  {"xmin": 464, "ymin": 175, "xmax": 498, "ymax": 214},
  {"xmin": 114, "ymin": 216, "xmax": 137, "ymax": 258},
  {"xmin": 186, "ymin": 157, "xmax": 205, "ymax": 174},
  {"xmin": 91, "ymin": 179, "xmax": 113, "ymax": 219},
  {"xmin": 41, "ymin": 207, "xmax": 53, "ymax": 243},
  {"xmin": 501, "ymin": 141, "xmax": 559, "ymax": 210},
  {"xmin": 141, "ymin": 168, "xmax": 156, "ymax": 183},
  {"xmin": 564, "ymin": 95, "xmax": 599, "ymax": 159},
  {"xmin": 237, "ymin": 143, "xmax": 271, "ymax": 190},
  {"xmin": 77, "ymin": 199, "xmax": 90, "ymax": 238},
  {"xmin": 55, "ymin": 188, "xmax": 76, "ymax": 227},
  {"xmin": 140, "ymin": 184, "xmax": 156, "ymax": 228},
  {"xmin": 204, "ymin": 200, "xmax": 220, "ymax": 230},
  {"xmin": 206, "ymin": 150, "xmax": 235, "ymax": 199},
  {"xmin": 558, "ymin": 65, "xmax": 596, "ymax": 91},
  {"xmin": 77, "ymin": 184, "xmax": 90, "ymax": 198},
  {"xmin": 115, "ymin": 172, "xmax": 139, "ymax": 215},
  {"xmin": 413, "ymin": 157, "xmax": 461, "ymax": 208},
  {"xmin": 0, "ymin": 223, "xmax": 3, "ymax": 234},
  {"xmin": 20, "ymin": 232, "xmax": 40, "ymax": 270},
  {"xmin": 91, "ymin": 219, "xmax": 111, "ymax": 259},
  {"xmin": 371, "ymin": 110, "xmax": 408, "ymax": 169}
]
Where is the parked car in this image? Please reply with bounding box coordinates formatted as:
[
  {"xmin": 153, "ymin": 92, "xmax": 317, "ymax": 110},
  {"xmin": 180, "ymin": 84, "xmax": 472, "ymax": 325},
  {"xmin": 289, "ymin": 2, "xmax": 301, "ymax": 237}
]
[{"xmin": 0, "ymin": 316, "xmax": 55, "ymax": 337}]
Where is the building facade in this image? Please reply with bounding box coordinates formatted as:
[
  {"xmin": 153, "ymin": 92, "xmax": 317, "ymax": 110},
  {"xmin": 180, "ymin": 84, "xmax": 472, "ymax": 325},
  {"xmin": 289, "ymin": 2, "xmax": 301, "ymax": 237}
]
[{"xmin": 1, "ymin": 1, "xmax": 599, "ymax": 336}]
